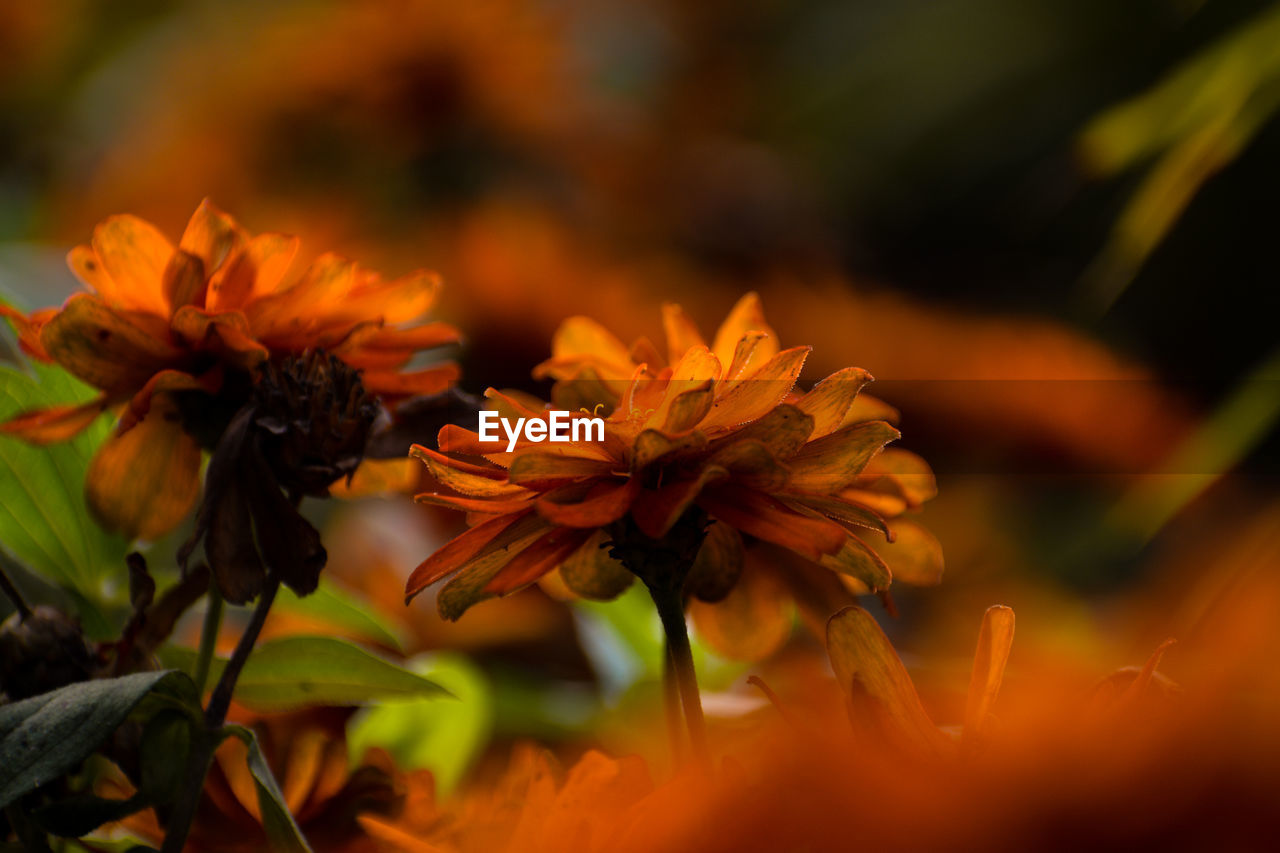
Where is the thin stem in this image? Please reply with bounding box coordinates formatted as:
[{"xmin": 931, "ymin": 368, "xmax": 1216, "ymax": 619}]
[
  {"xmin": 204, "ymin": 575, "xmax": 279, "ymax": 728},
  {"xmin": 0, "ymin": 562, "xmax": 32, "ymax": 621},
  {"xmin": 193, "ymin": 581, "xmax": 223, "ymax": 695},
  {"xmin": 662, "ymin": 640, "xmax": 686, "ymax": 768},
  {"xmin": 162, "ymin": 575, "xmax": 280, "ymax": 853},
  {"xmin": 648, "ymin": 583, "xmax": 709, "ymax": 769}
]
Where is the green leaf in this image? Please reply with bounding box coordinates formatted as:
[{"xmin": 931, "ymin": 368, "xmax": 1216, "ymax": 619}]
[
  {"xmin": 347, "ymin": 654, "xmax": 491, "ymax": 796},
  {"xmin": 0, "ymin": 670, "xmax": 199, "ymax": 809},
  {"xmin": 0, "ymin": 361, "xmax": 129, "ymax": 599},
  {"xmin": 274, "ymin": 579, "xmax": 405, "ymax": 651},
  {"xmin": 160, "ymin": 635, "xmax": 450, "ymax": 711},
  {"xmin": 222, "ymin": 724, "xmax": 312, "ymax": 853}
]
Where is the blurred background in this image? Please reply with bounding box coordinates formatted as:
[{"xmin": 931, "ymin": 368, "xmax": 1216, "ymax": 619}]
[{"xmin": 1, "ymin": 0, "xmax": 1278, "ymax": 790}]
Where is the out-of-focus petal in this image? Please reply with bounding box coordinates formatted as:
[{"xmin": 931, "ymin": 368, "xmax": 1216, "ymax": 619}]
[
  {"xmin": 710, "ymin": 292, "xmax": 779, "ymax": 372},
  {"xmin": 86, "ymin": 215, "xmax": 175, "ymax": 316},
  {"xmin": 963, "ymin": 605, "xmax": 1015, "ymax": 745},
  {"xmin": 84, "ymin": 392, "xmax": 200, "ymax": 541},
  {"xmin": 0, "ymin": 397, "xmax": 109, "ymax": 444},
  {"xmin": 826, "ymin": 605, "xmax": 947, "ymax": 752},
  {"xmin": 40, "ymin": 294, "xmax": 184, "ymax": 394},
  {"xmin": 178, "ymin": 197, "xmax": 248, "ymax": 275},
  {"xmin": 877, "ymin": 520, "xmax": 944, "ymax": 586},
  {"xmin": 661, "ymin": 303, "xmax": 706, "ymax": 365},
  {"xmin": 690, "ymin": 560, "xmax": 792, "ymax": 662}
]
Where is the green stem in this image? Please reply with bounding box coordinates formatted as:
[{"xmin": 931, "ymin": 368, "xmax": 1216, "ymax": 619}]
[
  {"xmin": 648, "ymin": 584, "xmax": 709, "ymax": 769},
  {"xmin": 193, "ymin": 581, "xmax": 223, "ymax": 695},
  {"xmin": 162, "ymin": 575, "xmax": 280, "ymax": 853}
]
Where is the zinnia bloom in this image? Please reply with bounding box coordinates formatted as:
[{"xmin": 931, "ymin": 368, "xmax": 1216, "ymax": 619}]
[
  {"xmin": 405, "ymin": 293, "xmax": 941, "ymax": 655},
  {"xmin": 0, "ymin": 200, "xmax": 459, "ymax": 541}
]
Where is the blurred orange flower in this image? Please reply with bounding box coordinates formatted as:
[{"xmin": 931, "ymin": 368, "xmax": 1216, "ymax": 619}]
[
  {"xmin": 1, "ymin": 199, "xmax": 459, "ymax": 540},
  {"xmin": 405, "ymin": 293, "xmax": 940, "ymax": 661},
  {"xmin": 102, "ymin": 710, "xmax": 440, "ymax": 853}
]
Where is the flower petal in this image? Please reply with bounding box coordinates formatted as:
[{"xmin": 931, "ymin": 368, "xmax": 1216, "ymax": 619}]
[
  {"xmin": 535, "ymin": 477, "xmax": 638, "ymax": 527},
  {"xmin": 40, "ymin": 294, "xmax": 184, "ymax": 394},
  {"xmin": 877, "ymin": 520, "xmax": 944, "ymax": 586},
  {"xmin": 85, "ymin": 392, "xmax": 200, "ymax": 541},
  {"xmin": 361, "ymin": 364, "xmax": 460, "ymax": 398},
  {"xmin": 786, "ymin": 420, "xmax": 900, "ymax": 494},
  {"xmin": 179, "ymin": 198, "xmax": 248, "ymax": 275},
  {"xmin": 0, "ymin": 397, "xmax": 109, "ymax": 444},
  {"xmin": 410, "ymin": 445, "xmax": 531, "ymax": 498},
  {"xmin": 415, "ymin": 492, "xmax": 534, "ymax": 516},
  {"xmin": 1, "ymin": 304, "xmax": 56, "ymax": 361},
  {"xmin": 698, "ymin": 485, "xmax": 847, "ymax": 560},
  {"xmin": 796, "ymin": 367, "xmax": 875, "ymax": 438},
  {"xmin": 331, "ymin": 457, "xmax": 422, "ymax": 498},
  {"xmin": 85, "ymin": 215, "xmax": 175, "ymax": 316},
  {"xmin": 405, "ymin": 510, "xmax": 536, "ymax": 600},
  {"xmin": 162, "ymin": 250, "xmax": 208, "ymax": 315},
  {"xmin": 819, "ymin": 534, "xmax": 892, "ymax": 592},
  {"xmin": 207, "ymin": 232, "xmax": 300, "ymax": 312},
  {"xmin": 861, "ymin": 448, "xmax": 938, "ymax": 507},
  {"xmin": 661, "ymin": 303, "xmax": 706, "ymax": 365},
  {"xmin": 559, "ymin": 530, "xmax": 633, "ymax": 600},
  {"xmin": 690, "ymin": 561, "xmax": 792, "ymax": 662},
  {"xmin": 483, "ymin": 527, "xmax": 594, "ymax": 595},
  {"xmin": 508, "ymin": 453, "xmax": 617, "ymax": 490},
  {"xmin": 963, "ymin": 605, "xmax": 1015, "ymax": 745},
  {"xmin": 630, "ymin": 464, "xmax": 728, "ymax": 539},
  {"xmin": 826, "ymin": 605, "xmax": 947, "ymax": 752},
  {"xmin": 710, "ymin": 292, "xmax": 779, "ymax": 372},
  {"xmin": 686, "ymin": 520, "xmax": 744, "ymax": 602},
  {"xmin": 700, "ymin": 346, "xmax": 809, "ymax": 431}
]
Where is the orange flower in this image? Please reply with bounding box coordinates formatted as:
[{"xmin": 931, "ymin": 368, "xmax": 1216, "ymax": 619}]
[
  {"xmin": 101, "ymin": 709, "xmax": 441, "ymax": 853},
  {"xmin": 405, "ymin": 293, "xmax": 940, "ymax": 658},
  {"xmin": 1, "ymin": 200, "xmax": 459, "ymax": 540}
]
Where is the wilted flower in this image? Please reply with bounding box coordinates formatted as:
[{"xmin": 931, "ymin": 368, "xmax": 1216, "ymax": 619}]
[
  {"xmin": 405, "ymin": 293, "xmax": 940, "ymax": 652},
  {"xmin": 0, "ymin": 605, "xmax": 94, "ymax": 702},
  {"xmin": 0, "ymin": 199, "xmax": 459, "ymax": 541},
  {"xmin": 178, "ymin": 351, "xmax": 379, "ymax": 603}
]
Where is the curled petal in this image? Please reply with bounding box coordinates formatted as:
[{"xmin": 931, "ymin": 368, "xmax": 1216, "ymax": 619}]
[
  {"xmin": 74, "ymin": 216, "xmax": 174, "ymax": 316},
  {"xmin": 559, "ymin": 530, "xmax": 633, "ymax": 600},
  {"xmin": 40, "ymin": 294, "xmax": 184, "ymax": 394}
]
